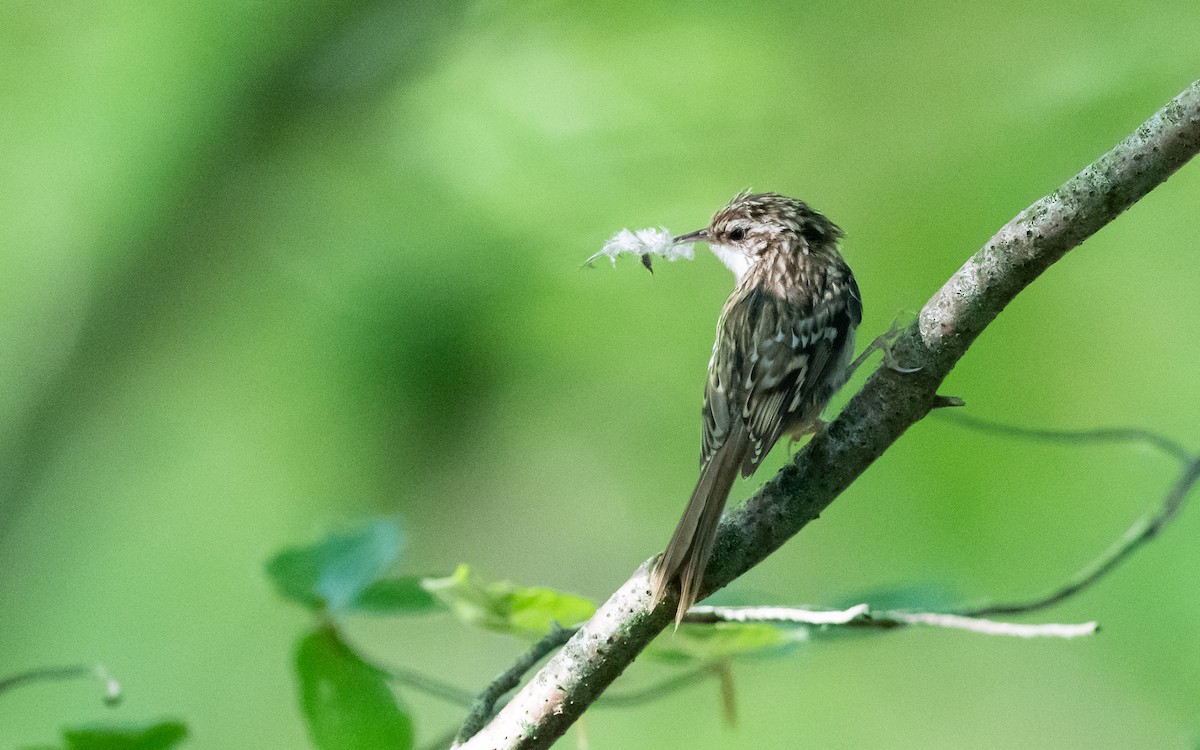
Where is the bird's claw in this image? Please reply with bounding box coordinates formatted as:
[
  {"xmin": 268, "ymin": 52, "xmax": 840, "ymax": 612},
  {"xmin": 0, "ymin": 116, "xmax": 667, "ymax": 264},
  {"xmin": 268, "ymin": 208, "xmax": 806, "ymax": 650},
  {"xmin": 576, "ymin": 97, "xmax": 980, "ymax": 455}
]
[
  {"xmin": 786, "ymin": 420, "xmax": 826, "ymax": 454},
  {"xmin": 849, "ymin": 319, "xmax": 922, "ymax": 377}
]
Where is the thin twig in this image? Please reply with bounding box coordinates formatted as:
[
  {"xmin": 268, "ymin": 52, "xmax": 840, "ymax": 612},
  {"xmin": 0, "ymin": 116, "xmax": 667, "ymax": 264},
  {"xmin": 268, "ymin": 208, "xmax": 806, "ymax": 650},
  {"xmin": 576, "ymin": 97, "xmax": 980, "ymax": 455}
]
[
  {"xmin": 0, "ymin": 665, "xmax": 90, "ymax": 696},
  {"xmin": 715, "ymin": 660, "xmax": 736, "ymax": 726},
  {"xmin": 938, "ymin": 412, "xmax": 1200, "ymax": 617},
  {"xmin": 419, "ymin": 728, "xmax": 460, "ymax": 750},
  {"xmin": 595, "ymin": 664, "xmax": 717, "ymax": 708},
  {"xmin": 685, "ymin": 603, "xmax": 1096, "ymax": 639},
  {"xmin": 685, "ymin": 603, "xmax": 869, "ymax": 625},
  {"xmin": 452, "ymin": 624, "xmax": 578, "ymax": 747},
  {"xmin": 879, "ymin": 612, "xmax": 1096, "ymax": 638},
  {"xmin": 0, "ymin": 664, "xmax": 120, "ymax": 705},
  {"xmin": 964, "ymin": 456, "xmax": 1200, "ymax": 618},
  {"xmin": 940, "ymin": 412, "xmax": 1193, "ymax": 463},
  {"xmin": 381, "ymin": 664, "xmax": 478, "ymax": 708}
]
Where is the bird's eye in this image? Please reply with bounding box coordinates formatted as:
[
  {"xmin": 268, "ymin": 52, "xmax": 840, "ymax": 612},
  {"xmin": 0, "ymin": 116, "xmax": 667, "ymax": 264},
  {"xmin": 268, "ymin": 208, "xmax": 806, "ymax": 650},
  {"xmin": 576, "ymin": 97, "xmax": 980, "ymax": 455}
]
[{"xmin": 728, "ymin": 227, "xmax": 746, "ymax": 242}]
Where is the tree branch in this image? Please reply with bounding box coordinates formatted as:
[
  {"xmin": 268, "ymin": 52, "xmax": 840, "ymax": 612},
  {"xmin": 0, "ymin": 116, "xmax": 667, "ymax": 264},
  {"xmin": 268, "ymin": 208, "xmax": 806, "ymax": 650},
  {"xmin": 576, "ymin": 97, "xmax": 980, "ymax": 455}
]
[
  {"xmin": 459, "ymin": 80, "xmax": 1200, "ymax": 750},
  {"xmin": 453, "ymin": 624, "xmax": 576, "ymax": 746}
]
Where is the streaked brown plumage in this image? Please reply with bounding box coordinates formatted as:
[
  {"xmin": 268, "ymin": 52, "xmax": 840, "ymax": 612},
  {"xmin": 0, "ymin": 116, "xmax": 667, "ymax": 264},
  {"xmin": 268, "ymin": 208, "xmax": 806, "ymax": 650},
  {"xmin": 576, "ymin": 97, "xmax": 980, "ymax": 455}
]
[{"xmin": 651, "ymin": 191, "xmax": 862, "ymax": 626}]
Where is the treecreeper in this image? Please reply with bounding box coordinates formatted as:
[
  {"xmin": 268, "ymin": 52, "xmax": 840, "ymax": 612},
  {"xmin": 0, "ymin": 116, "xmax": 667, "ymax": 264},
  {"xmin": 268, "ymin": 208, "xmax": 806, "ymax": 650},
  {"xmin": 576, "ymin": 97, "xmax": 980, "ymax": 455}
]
[{"xmin": 651, "ymin": 191, "xmax": 862, "ymax": 626}]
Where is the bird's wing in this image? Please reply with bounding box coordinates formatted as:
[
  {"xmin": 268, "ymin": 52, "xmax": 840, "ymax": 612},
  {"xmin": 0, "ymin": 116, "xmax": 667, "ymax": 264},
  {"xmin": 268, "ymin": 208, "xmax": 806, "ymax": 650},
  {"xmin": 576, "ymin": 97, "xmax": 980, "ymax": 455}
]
[{"xmin": 701, "ymin": 276, "xmax": 862, "ymax": 476}]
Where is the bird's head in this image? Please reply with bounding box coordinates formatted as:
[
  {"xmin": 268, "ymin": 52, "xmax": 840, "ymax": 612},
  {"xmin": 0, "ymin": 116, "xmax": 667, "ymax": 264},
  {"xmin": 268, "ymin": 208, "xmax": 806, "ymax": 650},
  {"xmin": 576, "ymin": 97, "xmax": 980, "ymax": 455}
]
[{"xmin": 674, "ymin": 191, "xmax": 843, "ymax": 281}]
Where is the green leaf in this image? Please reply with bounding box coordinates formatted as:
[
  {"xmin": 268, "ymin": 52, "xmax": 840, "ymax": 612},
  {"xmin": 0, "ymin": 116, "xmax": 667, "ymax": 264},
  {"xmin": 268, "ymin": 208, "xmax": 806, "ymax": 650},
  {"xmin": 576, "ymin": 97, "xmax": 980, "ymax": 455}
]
[
  {"xmin": 50, "ymin": 721, "xmax": 187, "ymax": 750},
  {"xmin": 352, "ymin": 576, "xmax": 443, "ymax": 615},
  {"xmin": 422, "ymin": 565, "xmax": 595, "ymax": 637},
  {"xmin": 295, "ymin": 625, "xmax": 414, "ymax": 750},
  {"xmin": 267, "ymin": 518, "xmax": 404, "ymax": 613},
  {"xmin": 646, "ymin": 622, "xmax": 802, "ymax": 663}
]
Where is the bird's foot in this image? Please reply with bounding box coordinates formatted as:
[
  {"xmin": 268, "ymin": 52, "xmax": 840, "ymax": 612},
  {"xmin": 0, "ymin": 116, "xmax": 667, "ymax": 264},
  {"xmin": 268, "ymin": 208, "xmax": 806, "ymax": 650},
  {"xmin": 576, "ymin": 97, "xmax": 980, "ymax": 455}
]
[
  {"xmin": 786, "ymin": 419, "xmax": 827, "ymax": 454},
  {"xmin": 848, "ymin": 319, "xmax": 922, "ymax": 377}
]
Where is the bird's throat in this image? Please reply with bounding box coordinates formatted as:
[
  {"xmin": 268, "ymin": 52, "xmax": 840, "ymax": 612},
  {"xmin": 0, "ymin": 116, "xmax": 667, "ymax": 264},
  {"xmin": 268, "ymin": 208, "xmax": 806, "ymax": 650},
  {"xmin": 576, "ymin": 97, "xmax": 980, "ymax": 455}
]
[{"xmin": 709, "ymin": 243, "xmax": 752, "ymax": 282}]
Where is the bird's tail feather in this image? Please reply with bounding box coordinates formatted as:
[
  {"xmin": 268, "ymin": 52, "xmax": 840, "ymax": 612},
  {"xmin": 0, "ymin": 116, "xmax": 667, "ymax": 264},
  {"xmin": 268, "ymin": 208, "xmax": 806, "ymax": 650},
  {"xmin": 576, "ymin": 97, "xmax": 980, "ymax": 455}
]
[{"xmin": 651, "ymin": 428, "xmax": 748, "ymax": 627}]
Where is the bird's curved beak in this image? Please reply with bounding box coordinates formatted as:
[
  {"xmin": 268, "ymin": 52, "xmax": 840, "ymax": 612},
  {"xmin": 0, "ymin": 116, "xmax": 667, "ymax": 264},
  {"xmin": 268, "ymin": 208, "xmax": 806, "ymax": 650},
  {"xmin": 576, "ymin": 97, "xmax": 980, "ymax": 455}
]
[{"xmin": 672, "ymin": 228, "xmax": 709, "ymax": 244}]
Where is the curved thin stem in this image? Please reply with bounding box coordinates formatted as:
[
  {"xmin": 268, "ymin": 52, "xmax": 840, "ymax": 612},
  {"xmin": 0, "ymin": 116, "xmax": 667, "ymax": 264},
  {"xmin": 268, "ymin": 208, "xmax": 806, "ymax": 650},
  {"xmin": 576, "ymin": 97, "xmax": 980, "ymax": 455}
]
[
  {"xmin": 0, "ymin": 664, "xmax": 120, "ymax": 705},
  {"xmin": 964, "ymin": 456, "xmax": 1200, "ymax": 618},
  {"xmin": 939, "ymin": 411, "xmax": 1192, "ymax": 463}
]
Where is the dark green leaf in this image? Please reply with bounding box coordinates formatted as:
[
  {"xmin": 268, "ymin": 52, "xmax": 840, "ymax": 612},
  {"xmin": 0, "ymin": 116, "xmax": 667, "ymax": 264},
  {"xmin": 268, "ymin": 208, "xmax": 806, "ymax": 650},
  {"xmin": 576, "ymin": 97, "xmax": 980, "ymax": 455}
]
[
  {"xmin": 54, "ymin": 720, "xmax": 187, "ymax": 750},
  {"xmin": 422, "ymin": 565, "xmax": 595, "ymax": 637},
  {"xmin": 295, "ymin": 626, "xmax": 413, "ymax": 750},
  {"xmin": 352, "ymin": 576, "xmax": 443, "ymax": 615},
  {"xmin": 267, "ymin": 518, "xmax": 403, "ymax": 613}
]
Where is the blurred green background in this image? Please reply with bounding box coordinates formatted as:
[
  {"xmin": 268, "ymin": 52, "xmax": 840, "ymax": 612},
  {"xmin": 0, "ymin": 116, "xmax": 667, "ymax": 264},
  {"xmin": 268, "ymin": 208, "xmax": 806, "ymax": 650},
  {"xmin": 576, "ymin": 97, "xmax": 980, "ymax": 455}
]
[{"xmin": 2, "ymin": 1, "xmax": 1198, "ymax": 747}]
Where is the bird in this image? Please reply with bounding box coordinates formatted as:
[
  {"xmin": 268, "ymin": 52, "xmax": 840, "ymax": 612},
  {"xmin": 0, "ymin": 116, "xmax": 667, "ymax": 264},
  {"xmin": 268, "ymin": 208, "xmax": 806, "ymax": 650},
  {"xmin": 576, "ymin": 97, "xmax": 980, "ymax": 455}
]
[{"xmin": 650, "ymin": 191, "xmax": 862, "ymax": 627}]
